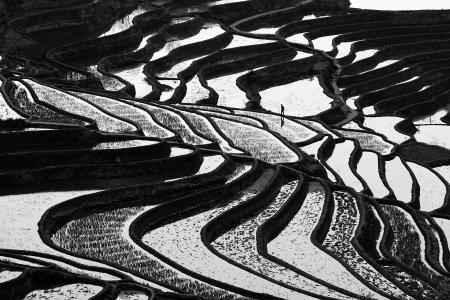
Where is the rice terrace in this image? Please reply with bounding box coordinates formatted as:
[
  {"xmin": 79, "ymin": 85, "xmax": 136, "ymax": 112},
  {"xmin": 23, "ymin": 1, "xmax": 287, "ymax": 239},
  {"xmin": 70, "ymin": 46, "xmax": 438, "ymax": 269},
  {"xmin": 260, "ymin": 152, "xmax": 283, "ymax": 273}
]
[{"xmin": 3, "ymin": 0, "xmax": 450, "ymax": 299}]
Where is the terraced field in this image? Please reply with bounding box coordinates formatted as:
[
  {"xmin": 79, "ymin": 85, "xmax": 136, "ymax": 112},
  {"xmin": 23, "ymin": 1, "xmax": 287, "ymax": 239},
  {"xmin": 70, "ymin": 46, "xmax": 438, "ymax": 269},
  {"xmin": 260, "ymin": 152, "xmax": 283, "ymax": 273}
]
[{"xmin": 1, "ymin": 0, "xmax": 450, "ymax": 299}]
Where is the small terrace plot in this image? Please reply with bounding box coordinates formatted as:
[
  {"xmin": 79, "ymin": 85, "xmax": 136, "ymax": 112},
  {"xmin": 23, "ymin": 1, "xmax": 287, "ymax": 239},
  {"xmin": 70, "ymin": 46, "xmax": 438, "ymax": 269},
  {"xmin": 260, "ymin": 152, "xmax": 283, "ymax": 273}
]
[
  {"xmin": 23, "ymin": 284, "xmax": 103, "ymax": 300},
  {"xmin": 208, "ymin": 71, "xmax": 248, "ymax": 108},
  {"xmin": 334, "ymin": 129, "xmax": 394, "ymax": 155},
  {"xmin": 24, "ymin": 80, "xmax": 137, "ymax": 133},
  {"xmin": 414, "ymin": 125, "xmax": 450, "ymax": 150},
  {"xmin": 123, "ymin": 100, "xmax": 211, "ymax": 145},
  {"xmin": 362, "ymin": 116, "xmax": 411, "ymax": 144},
  {"xmin": 324, "ymin": 140, "xmax": 364, "ymax": 192},
  {"xmin": 171, "ymin": 107, "xmax": 243, "ymax": 154},
  {"xmin": 234, "ymin": 110, "xmax": 318, "ymax": 143},
  {"xmin": 93, "ymin": 140, "xmax": 157, "ymax": 150},
  {"xmin": 199, "ymin": 110, "xmax": 265, "ymax": 128},
  {"xmin": 259, "ymin": 77, "xmax": 333, "ymax": 118},
  {"xmin": 384, "ymin": 156, "xmax": 414, "ymax": 203},
  {"xmin": 406, "ymin": 162, "xmax": 446, "ymax": 212},
  {"xmin": 0, "ymin": 270, "xmax": 22, "ymax": 283},
  {"xmin": 182, "ymin": 75, "xmax": 211, "ymax": 104},
  {"xmin": 74, "ymin": 92, "xmax": 175, "ymax": 139},
  {"xmin": 151, "ymin": 23, "xmax": 226, "ymax": 61},
  {"xmin": 10, "ymin": 81, "xmax": 84, "ymax": 125},
  {"xmin": 211, "ymin": 117, "xmax": 300, "ymax": 163},
  {"xmin": 0, "ymin": 92, "xmax": 24, "ymax": 121},
  {"xmin": 356, "ymin": 151, "xmax": 390, "ymax": 198}
]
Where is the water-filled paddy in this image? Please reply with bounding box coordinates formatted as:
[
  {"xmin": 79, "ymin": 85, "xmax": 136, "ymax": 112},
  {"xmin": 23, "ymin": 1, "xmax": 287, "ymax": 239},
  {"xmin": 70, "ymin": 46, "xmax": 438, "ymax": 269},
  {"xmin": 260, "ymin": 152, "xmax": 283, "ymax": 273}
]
[
  {"xmin": 351, "ymin": 0, "xmax": 450, "ymax": 10},
  {"xmin": 260, "ymin": 76, "xmax": 332, "ymax": 117}
]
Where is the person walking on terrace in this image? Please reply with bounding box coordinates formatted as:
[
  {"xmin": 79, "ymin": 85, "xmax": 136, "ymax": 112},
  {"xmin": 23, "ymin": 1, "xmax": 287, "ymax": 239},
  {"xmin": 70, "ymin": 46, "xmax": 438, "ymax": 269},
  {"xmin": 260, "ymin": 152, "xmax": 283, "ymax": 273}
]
[{"xmin": 280, "ymin": 104, "xmax": 285, "ymax": 127}]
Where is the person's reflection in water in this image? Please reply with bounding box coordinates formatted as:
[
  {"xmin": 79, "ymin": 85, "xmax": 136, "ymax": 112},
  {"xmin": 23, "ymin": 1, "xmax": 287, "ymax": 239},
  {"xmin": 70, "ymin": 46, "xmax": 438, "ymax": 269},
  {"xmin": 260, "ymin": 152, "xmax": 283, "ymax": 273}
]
[{"xmin": 280, "ymin": 104, "xmax": 285, "ymax": 127}]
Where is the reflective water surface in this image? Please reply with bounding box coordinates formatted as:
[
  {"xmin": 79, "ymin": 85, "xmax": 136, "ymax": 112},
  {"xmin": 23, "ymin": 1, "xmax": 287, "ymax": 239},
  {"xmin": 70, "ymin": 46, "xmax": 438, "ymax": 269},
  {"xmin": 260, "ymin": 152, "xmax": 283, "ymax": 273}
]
[{"xmin": 351, "ymin": 0, "xmax": 450, "ymax": 10}]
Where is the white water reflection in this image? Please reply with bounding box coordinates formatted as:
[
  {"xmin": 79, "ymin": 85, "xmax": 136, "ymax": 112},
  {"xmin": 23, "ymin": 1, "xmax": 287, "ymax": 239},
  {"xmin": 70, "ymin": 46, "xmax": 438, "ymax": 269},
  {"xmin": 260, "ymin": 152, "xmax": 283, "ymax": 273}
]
[
  {"xmin": 373, "ymin": 59, "xmax": 398, "ymax": 70},
  {"xmin": 415, "ymin": 125, "xmax": 450, "ymax": 150},
  {"xmin": 183, "ymin": 76, "xmax": 210, "ymax": 104},
  {"xmin": 336, "ymin": 42, "xmax": 353, "ymax": 58},
  {"xmin": 209, "ymin": 0, "xmax": 248, "ymax": 6},
  {"xmin": 363, "ymin": 116, "xmax": 410, "ymax": 144},
  {"xmin": 385, "ymin": 156, "xmax": 413, "ymax": 203},
  {"xmin": 300, "ymin": 136, "xmax": 327, "ymax": 155},
  {"xmin": 434, "ymin": 166, "xmax": 450, "ymax": 185},
  {"xmin": 357, "ymin": 151, "xmax": 390, "ymax": 198},
  {"xmin": 260, "ymin": 77, "xmax": 332, "ymax": 117},
  {"xmin": 345, "ymin": 96, "xmax": 359, "ymax": 109},
  {"xmin": 113, "ymin": 64, "xmax": 149, "ymax": 98},
  {"xmin": 0, "ymin": 90, "xmax": 24, "ymax": 120},
  {"xmin": 303, "ymin": 14, "xmax": 322, "ymax": 20},
  {"xmin": 158, "ymin": 55, "xmax": 206, "ymax": 78},
  {"xmin": 137, "ymin": 17, "xmax": 194, "ymax": 50},
  {"xmin": 293, "ymin": 51, "xmax": 311, "ymax": 60},
  {"xmin": 390, "ymin": 75, "xmax": 419, "ymax": 88},
  {"xmin": 326, "ymin": 140, "xmax": 364, "ymax": 192},
  {"xmin": 312, "ymin": 35, "xmax": 338, "ymax": 52},
  {"xmin": 407, "ymin": 161, "xmax": 446, "ymax": 212},
  {"xmin": 250, "ymin": 28, "xmax": 278, "ymax": 35},
  {"xmin": 353, "ymin": 49, "xmax": 377, "ymax": 62},
  {"xmin": 137, "ymin": 33, "xmax": 156, "ymax": 50},
  {"xmin": 100, "ymin": 5, "xmax": 149, "ymax": 37},
  {"xmin": 209, "ymin": 71, "xmax": 248, "ymax": 108},
  {"xmin": 160, "ymin": 79, "xmax": 180, "ymax": 101},
  {"xmin": 286, "ymin": 33, "xmax": 310, "ymax": 45},
  {"xmin": 226, "ymin": 34, "xmax": 272, "ymax": 49},
  {"xmin": 356, "ymin": 59, "xmax": 398, "ymax": 75},
  {"xmin": 351, "ymin": 0, "xmax": 450, "ymax": 10},
  {"xmin": 152, "ymin": 23, "xmax": 225, "ymax": 61}
]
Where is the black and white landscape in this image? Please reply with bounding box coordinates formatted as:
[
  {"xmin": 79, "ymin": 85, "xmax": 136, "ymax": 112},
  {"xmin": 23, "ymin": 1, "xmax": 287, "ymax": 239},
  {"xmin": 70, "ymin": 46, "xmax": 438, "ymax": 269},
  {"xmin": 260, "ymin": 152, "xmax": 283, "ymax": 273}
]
[{"xmin": 1, "ymin": 0, "xmax": 450, "ymax": 299}]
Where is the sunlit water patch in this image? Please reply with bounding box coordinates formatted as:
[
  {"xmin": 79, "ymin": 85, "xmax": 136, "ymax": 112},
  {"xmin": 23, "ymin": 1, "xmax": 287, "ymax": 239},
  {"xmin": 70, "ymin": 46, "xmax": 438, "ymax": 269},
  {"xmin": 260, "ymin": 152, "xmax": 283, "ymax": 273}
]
[
  {"xmin": 250, "ymin": 27, "xmax": 279, "ymax": 35},
  {"xmin": 183, "ymin": 75, "xmax": 211, "ymax": 103},
  {"xmin": 312, "ymin": 35, "xmax": 338, "ymax": 52},
  {"xmin": 226, "ymin": 35, "xmax": 272, "ymax": 49},
  {"xmin": 112, "ymin": 64, "xmax": 149, "ymax": 98},
  {"xmin": 357, "ymin": 151, "xmax": 390, "ymax": 198},
  {"xmin": 100, "ymin": 5, "xmax": 151, "ymax": 37},
  {"xmin": 384, "ymin": 156, "xmax": 413, "ymax": 203},
  {"xmin": 351, "ymin": 0, "xmax": 450, "ymax": 10},
  {"xmin": 336, "ymin": 42, "xmax": 353, "ymax": 58},
  {"xmin": 151, "ymin": 23, "xmax": 225, "ymax": 61},
  {"xmin": 415, "ymin": 125, "xmax": 450, "ymax": 150},
  {"xmin": 260, "ymin": 77, "xmax": 332, "ymax": 117},
  {"xmin": 353, "ymin": 49, "xmax": 377, "ymax": 63},
  {"xmin": 209, "ymin": 71, "xmax": 248, "ymax": 108},
  {"xmin": 286, "ymin": 33, "xmax": 310, "ymax": 45}
]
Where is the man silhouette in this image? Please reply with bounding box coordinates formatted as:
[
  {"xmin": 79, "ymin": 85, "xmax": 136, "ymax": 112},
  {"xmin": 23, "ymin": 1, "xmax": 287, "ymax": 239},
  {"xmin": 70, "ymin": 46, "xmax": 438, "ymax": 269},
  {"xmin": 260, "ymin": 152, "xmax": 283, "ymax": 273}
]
[{"xmin": 280, "ymin": 104, "xmax": 285, "ymax": 127}]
